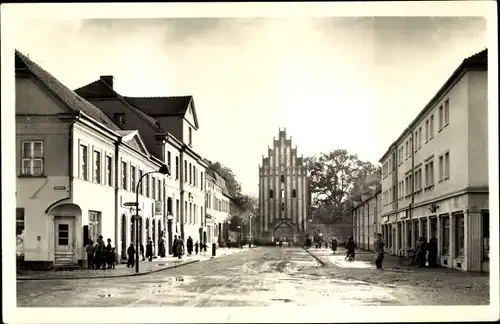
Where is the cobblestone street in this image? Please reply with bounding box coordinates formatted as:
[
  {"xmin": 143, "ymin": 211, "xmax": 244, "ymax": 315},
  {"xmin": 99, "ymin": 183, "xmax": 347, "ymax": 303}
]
[{"xmin": 17, "ymin": 247, "xmax": 490, "ymax": 308}]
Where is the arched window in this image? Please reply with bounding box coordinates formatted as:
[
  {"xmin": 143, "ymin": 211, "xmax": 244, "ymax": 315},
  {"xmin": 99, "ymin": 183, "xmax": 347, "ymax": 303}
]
[
  {"xmin": 130, "ymin": 216, "xmax": 135, "ymax": 244},
  {"xmin": 281, "ymin": 189, "xmax": 285, "ymax": 199},
  {"xmin": 280, "ymin": 174, "xmax": 285, "ymax": 183},
  {"xmin": 269, "ymin": 189, "xmax": 274, "ymax": 198},
  {"xmin": 281, "ymin": 202, "xmax": 285, "ymax": 211},
  {"xmin": 292, "ymin": 189, "xmax": 297, "ymax": 198},
  {"xmin": 121, "ymin": 214, "xmax": 126, "ymax": 260}
]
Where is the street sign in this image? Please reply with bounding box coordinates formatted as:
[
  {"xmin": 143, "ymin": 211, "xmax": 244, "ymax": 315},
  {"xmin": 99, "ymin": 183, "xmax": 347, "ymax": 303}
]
[{"xmin": 124, "ymin": 202, "xmax": 138, "ymax": 207}]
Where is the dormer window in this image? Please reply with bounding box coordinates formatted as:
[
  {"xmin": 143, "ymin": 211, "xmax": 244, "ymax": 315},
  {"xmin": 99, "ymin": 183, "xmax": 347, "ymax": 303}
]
[
  {"xmin": 114, "ymin": 113, "xmax": 126, "ymax": 125},
  {"xmin": 188, "ymin": 127, "xmax": 193, "ymax": 146}
]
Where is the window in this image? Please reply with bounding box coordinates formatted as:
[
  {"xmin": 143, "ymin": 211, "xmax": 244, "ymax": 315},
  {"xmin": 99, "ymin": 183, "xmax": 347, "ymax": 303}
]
[
  {"xmin": 152, "ymin": 177, "xmax": 156, "ymax": 200},
  {"xmin": 201, "ymin": 172, "xmax": 204, "ymax": 190},
  {"xmin": 429, "ymin": 115, "xmax": 434, "ymax": 138},
  {"xmin": 482, "ymin": 210, "xmax": 489, "ymax": 261},
  {"xmin": 58, "ymin": 224, "xmax": 69, "ymax": 245},
  {"xmin": 167, "ymin": 197, "xmax": 173, "ymax": 215},
  {"xmin": 454, "ymin": 213, "xmax": 465, "ymax": 257},
  {"xmin": 425, "ymin": 160, "xmax": 434, "ymax": 188},
  {"xmin": 80, "ymin": 144, "xmax": 88, "ymax": 180},
  {"xmin": 157, "ymin": 179, "xmax": 161, "ymax": 200},
  {"xmin": 184, "ymin": 161, "xmax": 188, "ymax": 182},
  {"xmin": 442, "ymin": 216, "xmax": 450, "ymax": 255},
  {"xmin": 280, "ymin": 174, "xmax": 285, "ymax": 182},
  {"xmin": 281, "ymin": 202, "xmax": 285, "ymax": 211},
  {"xmin": 189, "ymin": 163, "xmax": 192, "ymax": 185},
  {"xmin": 425, "ymin": 119, "xmax": 429, "ymax": 142},
  {"xmin": 193, "ymin": 166, "xmax": 197, "ymax": 187},
  {"xmin": 270, "ymin": 189, "xmax": 274, "ymax": 198},
  {"xmin": 405, "ymin": 141, "xmax": 408, "ymax": 158},
  {"xmin": 130, "ymin": 165, "xmax": 136, "ymax": 193},
  {"xmin": 418, "ymin": 127, "xmax": 422, "ymax": 148},
  {"xmin": 438, "ymin": 155, "xmax": 444, "ymax": 181},
  {"xmin": 281, "ymin": 189, "xmax": 285, "ymax": 199},
  {"xmin": 184, "ymin": 201, "xmax": 188, "ymax": 224},
  {"xmin": 21, "ymin": 141, "xmax": 44, "ymax": 176},
  {"xmin": 188, "ymin": 127, "xmax": 193, "ymax": 146},
  {"xmin": 189, "ymin": 202, "xmax": 192, "ymax": 223},
  {"xmin": 167, "ymin": 151, "xmax": 171, "ymax": 169},
  {"xmin": 16, "ymin": 207, "xmax": 25, "ymax": 238},
  {"xmin": 444, "ymin": 99, "xmax": 449, "ymax": 125},
  {"xmin": 444, "ymin": 151, "xmax": 450, "ymax": 179},
  {"xmin": 175, "ymin": 156, "xmax": 179, "ymax": 180},
  {"xmin": 176, "ymin": 199, "xmax": 180, "ymax": 223},
  {"xmin": 88, "ymin": 211, "xmax": 101, "ymax": 242},
  {"xmin": 136, "ymin": 169, "xmax": 143, "ymax": 195},
  {"xmin": 145, "ymin": 175, "xmax": 150, "ymax": 197},
  {"xmin": 93, "ymin": 150, "xmax": 101, "ymax": 184},
  {"xmin": 105, "ymin": 156, "xmax": 112, "ymax": 186},
  {"xmin": 292, "ymin": 189, "xmax": 297, "ymax": 198},
  {"xmin": 414, "ymin": 131, "xmax": 418, "ymax": 152},
  {"xmin": 438, "ymin": 105, "xmax": 444, "ymax": 130},
  {"xmin": 121, "ymin": 161, "xmax": 127, "ymax": 190},
  {"xmin": 113, "ymin": 113, "xmax": 125, "ymax": 124}
]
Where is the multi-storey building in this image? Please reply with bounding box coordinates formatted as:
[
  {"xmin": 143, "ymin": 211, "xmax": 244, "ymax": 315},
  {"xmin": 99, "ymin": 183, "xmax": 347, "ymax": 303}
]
[
  {"xmin": 352, "ymin": 189, "xmax": 382, "ymax": 250},
  {"xmin": 258, "ymin": 129, "xmax": 310, "ymax": 243},
  {"xmin": 205, "ymin": 169, "xmax": 231, "ymax": 247},
  {"xmin": 15, "ymin": 50, "xmax": 170, "ymax": 268},
  {"xmin": 76, "ymin": 77, "xmax": 210, "ymax": 253},
  {"xmin": 378, "ymin": 49, "xmax": 489, "ymax": 272}
]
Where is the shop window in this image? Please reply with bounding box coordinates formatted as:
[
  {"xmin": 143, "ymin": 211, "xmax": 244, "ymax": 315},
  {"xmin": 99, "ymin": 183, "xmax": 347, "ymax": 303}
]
[
  {"xmin": 454, "ymin": 213, "xmax": 465, "ymax": 257},
  {"xmin": 441, "ymin": 216, "xmax": 450, "ymax": 255}
]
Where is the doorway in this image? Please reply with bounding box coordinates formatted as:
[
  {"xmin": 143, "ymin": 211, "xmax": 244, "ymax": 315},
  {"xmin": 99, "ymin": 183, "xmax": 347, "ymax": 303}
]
[{"xmin": 54, "ymin": 217, "xmax": 75, "ymax": 265}]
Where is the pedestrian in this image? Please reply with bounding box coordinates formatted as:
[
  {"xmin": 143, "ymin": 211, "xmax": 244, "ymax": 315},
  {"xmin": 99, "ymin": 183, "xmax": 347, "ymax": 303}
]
[
  {"xmin": 176, "ymin": 236, "xmax": 184, "ymax": 259},
  {"xmin": 416, "ymin": 237, "xmax": 427, "ymax": 267},
  {"xmin": 105, "ymin": 238, "xmax": 113, "ymax": 269},
  {"xmin": 345, "ymin": 237, "xmax": 356, "ymax": 260},
  {"xmin": 187, "ymin": 236, "xmax": 193, "ymax": 256},
  {"xmin": 427, "ymin": 237, "xmax": 438, "ymax": 268},
  {"xmin": 127, "ymin": 242, "xmax": 135, "ymax": 268},
  {"xmin": 194, "ymin": 241, "xmax": 199, "ymax": 255},
  {"xmin": 85, "ymin": 240, "xmax": 95, "ymax": 269},
  {"xmin": 95, "ymin": 235, "xmax": 105, "ymax": 270},
  {"xmin": 227, "ymin": 238, "xmax": 231, "ymax": 249},
  {"xmin": 374, "ymin": 233, "xmax": 385, "ymax": 269},
  {"xmin": 172, "ymin": 235, "xmax": 178, "ymax": 257},
  {"xmin": 109, "ymin": 247, "xmax": 116, "ymax": 269},
  {"xmin": 331, "ymin": 238, "xmax": 338, "ymax": 254},
  {"xmin": 146, "ymin": 238, "xmax": 153, "ymax": 262},
  {"xmin": 140, "ymin": 242, "xmax": 145, "ymax": 261},
  {"xmin": 325, "ymin": 241, "xmax": 328, "ymax": 249},
  {"xmin": 159, "ymin": 235, "xmax": 166, "ymax": 258},
  {"xmin": 279, "ymin": 239, "xmax": 282, "ymax": 248}
]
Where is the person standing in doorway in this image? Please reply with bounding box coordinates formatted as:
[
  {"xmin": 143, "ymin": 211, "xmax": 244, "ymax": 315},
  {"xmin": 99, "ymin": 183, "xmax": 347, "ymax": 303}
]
[
  {"xmin": 126, "ymin": 242, "xmax": 135, "ymax": 268},
  {"xmin": 172, "ymin": 235, "xmax": 178, "ymax": 258},
  {"xmin": 187, "ymin": 236, "xmax": 193, "ymax": 257},
  {"xmin": 427, "ymin": 237, "xmax": 438, "ymax": 268},
  {"xmin": 374, "ymin": 233, "xmax": 385, "ymax": 269},
  {"xmin": 176, "ymin": 236, "xmax": 184, "ymax": 259}
]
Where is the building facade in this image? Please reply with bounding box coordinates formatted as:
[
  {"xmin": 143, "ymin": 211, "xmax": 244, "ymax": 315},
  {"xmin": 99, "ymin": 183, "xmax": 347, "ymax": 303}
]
[
  {"xmin": 352, "ymin": 189, "xmax": 382, "ymax": 251},
  {"xmin": 378, "ymin": 49, "xmax": 489, "ymax": 272},
  {"xmin": 205, "ymin": 169, "xmax": 231, "ymax": 247},
  {"xmin": 258, "ymin": 129, "xmax": 309, "ymax": 243},
  {"xmin": 75, "ymin": 76, "xmax": 210, "ymax": 254},
  {"xmin": 15, "ymin": 51, "xmax": 170, "ymax": 268}
]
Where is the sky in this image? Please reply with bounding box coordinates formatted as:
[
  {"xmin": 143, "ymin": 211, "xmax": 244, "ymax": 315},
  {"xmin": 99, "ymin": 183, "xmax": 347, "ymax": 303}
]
[{"xmin": 11, "ymin": 16, "xmax": 487, "ymax": 196}]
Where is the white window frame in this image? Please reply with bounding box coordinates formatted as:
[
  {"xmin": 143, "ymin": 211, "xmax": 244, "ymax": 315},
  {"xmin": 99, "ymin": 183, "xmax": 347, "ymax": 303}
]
[
  {"xmin": 121, "ymin": 160, "xmax": 128, "ymax": 190},
  {"xmin": 105, "ymin": 154, "xmax": 113, "ymax": 187},
  {"xmin": 444, "ymin": 151, "xmax": 450, "ymax": 180},
  {"xmin": 79, "ymin": 142, "xmax": 89, "ymax": 180},
  {"xmin": 93, "ymin": 148, "xmax": 102, "ymax": 184},
  {"xmin": 429, "ymin": 114, "xmax": 434, "ymax": 139},
  {"xmin": 438, "ymin": 154, "xmax": 444, "ymax": 182},
  {"xmin": 444, "ymin": 99, "xmax": 450, "ymax": 126},
  {"xmin": 438, "ymin": 105, "xmax": 444, "ymax": 130},
  {"xmin": 130, "ymin": 164, "xmax": 137, "ymax": 193},
  {"xmin": 21, "ymin": 140, "xmax": 44, "ymax": 176}
]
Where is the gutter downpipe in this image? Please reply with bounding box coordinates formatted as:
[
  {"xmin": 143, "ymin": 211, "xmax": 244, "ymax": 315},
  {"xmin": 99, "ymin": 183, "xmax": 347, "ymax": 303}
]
[{"xmin": 114, "ymin": 137, "xmax": 122, "ymax": 261}]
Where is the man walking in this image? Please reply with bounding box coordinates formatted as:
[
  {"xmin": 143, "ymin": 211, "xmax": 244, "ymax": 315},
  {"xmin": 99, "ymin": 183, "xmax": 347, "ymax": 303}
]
[{"xmin": 374, "ymin": 233, "xmax": 385, "ymax": 269}]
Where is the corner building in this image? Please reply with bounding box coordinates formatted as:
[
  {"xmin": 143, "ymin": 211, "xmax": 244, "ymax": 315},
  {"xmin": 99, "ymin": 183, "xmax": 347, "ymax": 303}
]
[
  {"xmin": 258, "ymin": 129, "xmax": 309, "ymax": 243},
  {"xmin": 378, "ymin": 49, "xmax": 489, "ymax": 272}
]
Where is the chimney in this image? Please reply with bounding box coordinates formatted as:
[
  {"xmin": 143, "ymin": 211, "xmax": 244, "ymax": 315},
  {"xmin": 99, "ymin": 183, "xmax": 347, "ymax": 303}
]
[{"xmin": 100, "ymin": 75, "xmax": 114, "ymax": 88}]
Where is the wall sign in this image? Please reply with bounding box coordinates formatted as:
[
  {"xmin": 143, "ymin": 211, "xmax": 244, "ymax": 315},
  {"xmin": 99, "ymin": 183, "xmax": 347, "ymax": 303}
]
[{"xmin": 54, "ymin": 186, "xmax": 66, "ymax": 190}]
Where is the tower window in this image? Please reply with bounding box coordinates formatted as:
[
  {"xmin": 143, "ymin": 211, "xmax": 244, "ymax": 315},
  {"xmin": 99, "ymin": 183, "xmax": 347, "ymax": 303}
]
[
  {"xmin": 281, "ymin": 189, "xmax": 285, "ymax": 199},
  {"xmin": 269, "ymin": 189, "xmax": 274, "ymax": 198},
  {"xmin": 281, "ymin": 202, "xmax": 285, "ymax": 211},
  {"xmin": 280, "ymin": 174, "xmax": 285, "ymax": 182},
  {"xmin": 292, "ymin": 189, "xmax": 297, "ymax": 198}
]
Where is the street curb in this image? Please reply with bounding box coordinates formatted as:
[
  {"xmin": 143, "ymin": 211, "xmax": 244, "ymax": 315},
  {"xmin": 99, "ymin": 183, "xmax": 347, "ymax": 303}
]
[
  {"xmin": 16, "ymin": 259, "xmax": 200, "ymax": 281},
  {"xmin": 302, "ymin": 247, "xmax": 326, "ymax": 267}
]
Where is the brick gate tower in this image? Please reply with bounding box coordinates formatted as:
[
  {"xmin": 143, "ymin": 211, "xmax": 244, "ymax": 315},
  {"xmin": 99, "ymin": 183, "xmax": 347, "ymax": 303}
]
[{"xmin": 258, "ymin": 128, "xmax": 310, "ymax": 243}]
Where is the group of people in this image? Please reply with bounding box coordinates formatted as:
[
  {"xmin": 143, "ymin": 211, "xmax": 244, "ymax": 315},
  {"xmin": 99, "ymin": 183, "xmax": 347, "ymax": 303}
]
[
  {"xmin": 85, "ymin": 235, "xmax": 116, "ymax": 270},
  {"xmin": 172, "ymin": 235, "xmax": 207, "ymax": 259},
  {"xmin": 126, "ymin": 237, "xmax": 157, "ymax": 268},
  {"xmin": 415, "ymin": 236, "xmax": 438, "ymax": 267}
]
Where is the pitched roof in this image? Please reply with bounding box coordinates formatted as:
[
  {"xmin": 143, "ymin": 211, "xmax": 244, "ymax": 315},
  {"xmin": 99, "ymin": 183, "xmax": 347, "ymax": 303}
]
[
  {"xmin": 124, "ymin": 96, "xmax": 192, "ymax": 116},
  {"xmin": 15, "ymin": 50, "xmax": 122, "ymax": 131}
]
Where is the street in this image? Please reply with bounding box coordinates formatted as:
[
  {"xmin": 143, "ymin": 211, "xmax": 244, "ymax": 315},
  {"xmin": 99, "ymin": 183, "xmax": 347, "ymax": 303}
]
[{"xmin": 16, "ymin": 247, "xmax": 489, "ymax": 307}]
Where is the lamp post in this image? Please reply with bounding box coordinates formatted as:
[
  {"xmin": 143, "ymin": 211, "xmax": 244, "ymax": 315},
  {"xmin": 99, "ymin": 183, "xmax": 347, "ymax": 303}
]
[
  {"xmin": 134, "ymin": 164, "xmax": 170, "ymax": 273},
  {"xmin": 227, "ymin": 219, "xmax": 231, "ymax": 248},
  {"xmin": 236, "ymin": 225, "xmax": 242, "ymax": 249},
  {"xmin": 248, "ymin": 213, "xmax": 253, "ymax": 248}
]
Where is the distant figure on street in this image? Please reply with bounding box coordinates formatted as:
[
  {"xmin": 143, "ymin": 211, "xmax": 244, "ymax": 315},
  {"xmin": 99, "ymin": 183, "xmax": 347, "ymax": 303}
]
[
  {"xmin": 172, "ymin": 235, "xmax": 178, "ymax": 257},
  {"xmin": 146, "ymin": 238, "xmax": 153, "ymax": 262},
  {"xmin": 374, "ymin": 233, "xmax": 385, "ymax": 269},
  {"xmin": 85, "ymin": 240, "xmax": 95, "ymax": 269},
  {"xmin": 140, "ymin": 242, "xmax": 145, "ymax": 261},
  {"xmin": 195, "ymin": 241, "xmax": 199, "ymax": 254},
  {"xmin": 345, "ymin": 237, "xmax": 356, "ymax": 260},
  {"xmin": 95, "ymin": 235, "xmax": 106, "ymax": 270},
  {"xmin": 176, "ymin": 237, "xmax": 184, "ymax": 259},
  {"xmin": 331, "ymin": 238, "xmax": 338, "ymax": 254},
  {"xmin": 426, "ymin": 238, "xmax": 438, "ymax": 268},
  {"xmin": 416, "ymin": 237, "xmax": 427, "ymax": 267},
  {"xmin": 187, "ymin": 236, "xmax": 194, "ymax": 256},
  {"xmin": 227, "ymin": 238, "xmax": 232, "ymax": 249},
  {"xmin": 279, "ymin": 239, "xmax": 283, "ymax": 247},
  {"xmin": 159, "ymin": 235, "xmax": 166, "ymax": 257},
  {"xmin": 127, "ymin": 242, "xmax": 135, "ymax": 268},
  {"xmin": 105, "ymin": 238, "xmax": 113, "ymax": 269}
]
